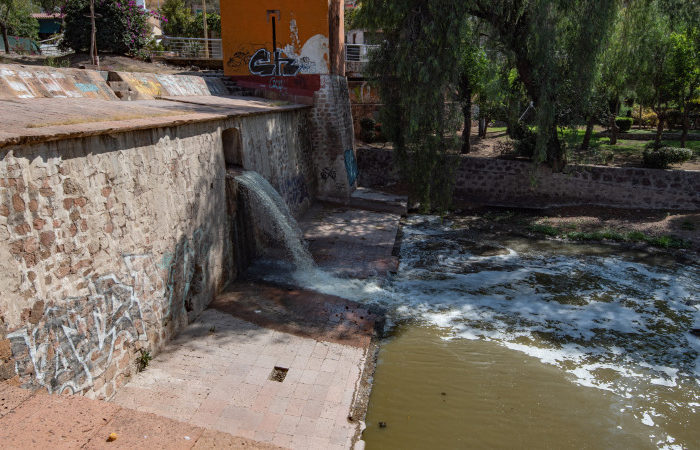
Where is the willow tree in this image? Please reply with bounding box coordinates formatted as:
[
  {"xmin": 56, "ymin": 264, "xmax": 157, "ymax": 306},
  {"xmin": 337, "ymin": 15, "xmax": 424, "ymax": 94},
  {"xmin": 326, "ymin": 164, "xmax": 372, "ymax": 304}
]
[
  {"xmin": 357, "ymin": 0, "xmax": 618, "ymax": 210},
  {"xmin": 466, "ymin": 0, "xmax": 618, "ymax": 169},
  {"xmin": 357, "ymin": 0, "xmax": 467, "ymax": 212}
]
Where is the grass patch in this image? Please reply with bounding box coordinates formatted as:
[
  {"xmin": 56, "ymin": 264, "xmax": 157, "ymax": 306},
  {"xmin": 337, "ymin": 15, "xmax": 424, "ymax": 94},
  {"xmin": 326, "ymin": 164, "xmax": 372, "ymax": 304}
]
[
  {"xmin": 529, "ymin": 223, "xmax": 689, "ymax": 249},
  {"xmin": 559, "ymin": 126, "xmax": 700, "ymax": 166},
  {"xmin": 528, "ymin": 223, "xmax": 561, "ymax": 236}
]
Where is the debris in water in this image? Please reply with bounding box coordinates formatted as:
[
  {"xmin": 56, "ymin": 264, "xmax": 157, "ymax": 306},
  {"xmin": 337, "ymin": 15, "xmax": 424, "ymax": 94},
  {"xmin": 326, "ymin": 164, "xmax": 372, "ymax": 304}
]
[
  {"xmin": 379, "ymin": 421, "xmax": 387, "ymax": 428},
  {"xmin": 441, "ymin": 392, "xmax": 447, "ymax": 396}
]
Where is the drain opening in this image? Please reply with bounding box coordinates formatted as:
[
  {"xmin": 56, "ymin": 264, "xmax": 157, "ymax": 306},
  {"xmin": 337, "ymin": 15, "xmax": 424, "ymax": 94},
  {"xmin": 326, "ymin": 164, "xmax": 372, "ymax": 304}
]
[{"xmin": 269, "ymin": 366, "xmax": 289, "ymax": 382}]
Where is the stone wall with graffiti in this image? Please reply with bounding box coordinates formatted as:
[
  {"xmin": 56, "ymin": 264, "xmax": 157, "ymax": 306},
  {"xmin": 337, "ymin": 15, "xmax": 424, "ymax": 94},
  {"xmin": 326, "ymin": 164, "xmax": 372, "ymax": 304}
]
[
  {"xmin": 309, "ymin": 75, "xmax": 358, "ymax": 200},
  {"xmin": 0, "ymin": 121, "xmax": 234, "ymax": 398},
  {"xmin": 232, "ymin": 109, "xmax": 316, "ymax": 217},
  {"xmin": 108, "ymin": 72, "xmax": 229, "ymax": 100}
]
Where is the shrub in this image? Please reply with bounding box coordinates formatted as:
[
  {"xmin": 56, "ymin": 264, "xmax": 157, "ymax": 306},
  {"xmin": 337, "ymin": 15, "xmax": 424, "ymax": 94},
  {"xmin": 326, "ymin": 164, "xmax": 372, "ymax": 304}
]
[
  {"xmin": 374, "ymin": 122, "xmax": 387, "ymax": 142},
  {"xmin": 666, "ymin": 109, "xmax": 684, "ymax": 130},
  {"xmin": 359, "ymin": 117, "xmax": 376, "ymax": 143},
  {"xmin": 513, "ymin": 128, "xmax": 536, "ymax": 158},
  {"xmin": 642, "ymin": 146, "xmax": 693, "ymax": 169},
  {"xmin": 62, "ymin": 0, "xmax": 160, "ymax": 55},
  {"xmin": 615, "ymin": 117, "xmax": 633, "ymax": 132},
  {"xmin": 634, "ymin": 109, "xmax": 658, "ymax": 128}
]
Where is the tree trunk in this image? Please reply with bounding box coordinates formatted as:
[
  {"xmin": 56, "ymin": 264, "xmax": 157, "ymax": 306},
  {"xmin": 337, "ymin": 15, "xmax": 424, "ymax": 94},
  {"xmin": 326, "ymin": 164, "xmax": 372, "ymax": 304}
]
[
  {"xmin": 482, "ymin": 118, "xmax": 489, "ymax": 137},
  {"xmin": 478, "ymin": 117, "xmax": 485, "ymax": 138},
  {"xmin": 580, "ymin": 116, "xmax": 595, "ymax": 150},
  {"xmin": 1, "ymin": 24, "xmax": 9, "ymax": 55},
  {"xmin": 655, "ymin": 111, "xmax": 664, "ymax": 146},
  {"xmin": 638, "ymin": 105, "xmax": 643, "ymax": 129},
  {"xmin": 680, "ymin": 108, "xmax": 689, "ymax": 148},
  {"xmin": 547, "ymin": 125, "xmax": 566, "ymax": 171},
  {"xmin": 461, "ymin": 97, "xmax": 472, "ymax": 154},
  {"xmin": 608, "ymin": 115, "xmax": 618, "ymax": 145}
]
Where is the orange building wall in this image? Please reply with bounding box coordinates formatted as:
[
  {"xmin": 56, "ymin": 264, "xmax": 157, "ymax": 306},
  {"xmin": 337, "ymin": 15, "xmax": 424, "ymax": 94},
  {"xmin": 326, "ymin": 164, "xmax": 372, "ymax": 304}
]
[{"xmin": 221, "ymin": 0, "xmax": 343, "ymax": 97}]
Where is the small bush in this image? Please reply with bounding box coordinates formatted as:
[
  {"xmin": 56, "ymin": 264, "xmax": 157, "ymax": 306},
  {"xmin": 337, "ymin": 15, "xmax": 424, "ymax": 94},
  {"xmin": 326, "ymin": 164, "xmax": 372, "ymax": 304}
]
[
  {"xmin": 642, "ymin": 146, "xmax": 693, "ymax": 169},
  {"xmin": 359, "ymin": 117, "xmax": 376, "ymax": 143},
  {"xmin": 615, "ymin": 117, "xmax": 633, "ymax": 132},
  {"xmin": 529, "ymin": 223, "xmax": 561, "ymax": 236},
  {"xmin": 374, "ymin": 122, "xmax": 387, "ymax": 142},
  {"xmin": 511, "ymin": 127, "xmax": 536, "ymax": 158},
  {"xmin": 634, "ymin": 110, "xmax": 658, "ymax": 128},
  {"xmin": 137, "ymin": 349, "xmax": 152, "ymax": 372}
]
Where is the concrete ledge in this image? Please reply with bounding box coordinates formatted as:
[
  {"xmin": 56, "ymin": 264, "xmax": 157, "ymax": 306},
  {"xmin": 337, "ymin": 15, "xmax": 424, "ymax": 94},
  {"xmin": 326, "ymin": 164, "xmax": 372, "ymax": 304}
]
[{"xmin": 0, "ymin": 96, "xmax": 309, "ymax": 149}]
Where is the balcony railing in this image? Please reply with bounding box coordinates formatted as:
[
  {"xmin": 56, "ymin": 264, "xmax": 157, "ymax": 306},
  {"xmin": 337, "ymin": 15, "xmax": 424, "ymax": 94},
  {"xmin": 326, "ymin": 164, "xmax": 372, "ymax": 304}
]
[
  {"xmin": 150, "ymin": 36, "xmax": 223, "ymax": 60},
  {"xmin": 345, "ymin": 44, "xmax": 379, "ymax": 62}
]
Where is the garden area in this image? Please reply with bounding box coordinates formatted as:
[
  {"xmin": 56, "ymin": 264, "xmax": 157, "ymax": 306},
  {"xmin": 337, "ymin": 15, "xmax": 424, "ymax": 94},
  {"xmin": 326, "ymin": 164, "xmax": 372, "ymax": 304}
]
[
  {"xmin": 462, "ymin": 125, "xmax": 700, "ymax": 170},
  {"xmin": 354, "ymin": 0, "xmax": 700, "ymax": 210}
]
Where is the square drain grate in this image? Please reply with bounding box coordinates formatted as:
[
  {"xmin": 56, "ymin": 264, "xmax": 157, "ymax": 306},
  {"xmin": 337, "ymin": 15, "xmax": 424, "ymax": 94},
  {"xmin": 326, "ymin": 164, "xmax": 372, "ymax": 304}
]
[{"xmin": 269, "ymin": 366, "xmax": 289, "ymax": 382}]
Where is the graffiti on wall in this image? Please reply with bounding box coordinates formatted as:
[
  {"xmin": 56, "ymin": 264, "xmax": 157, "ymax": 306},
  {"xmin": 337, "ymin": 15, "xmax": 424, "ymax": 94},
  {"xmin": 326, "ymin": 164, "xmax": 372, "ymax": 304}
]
[
  {"xmin": 160, "ymin": 228, "xmax": 213, "ymax": 321},
  {"xmin": 277, "ymin": 174, "xmax": 310, "ymax": 208},
  {"xmin": 7, "ymin": 228, "xmax": 214, "ymax": 394},
  {"xmin": 7, "ymin": 271, "xmax": 147, "ymax": 394},
  {"xmin": 344, "ymin": 149, "xmax": 359, "ymax": 187},
  {"xmin": 249, "ymin": 48, "xmax": 301, "ymax": 77}
]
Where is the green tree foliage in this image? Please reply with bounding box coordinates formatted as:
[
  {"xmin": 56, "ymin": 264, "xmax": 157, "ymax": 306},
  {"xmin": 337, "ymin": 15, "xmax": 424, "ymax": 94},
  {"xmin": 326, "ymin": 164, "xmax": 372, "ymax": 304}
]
[
  {"xmin": 357, "ymin": 0, "xmax": 466, "ymax": 212},
  {"xmin": 0, "ymin": 0, "xmax": 39, "ymax": 53},
  {"xmin": 626, "ymin": 0, "xmax": 700, "ymax": 146},
  {"xmin": 468, "ymin": 0, "xmax": 618, "ymax": 169},
  {"xmin": 667, "ymin": 29, "xmax": 700, "ymax": 147},
  {"xmin": 457, "ymin": 22, "xmax": 486, "ymax": 154},
  {"xmin": 190, "ymin": 11, "xmax": 220, "ymax": 37},
  {"xmin": 159, "ymin": 0, "xmax": 219, "ymax": 38},
  {"xmin": 61, "ymin": 0, "xmax": 154, "ymax": 55},
  {"xmin": 160, "ymin": 0, "xmax": 193, "ymax": 36},
  {"xmin": 357, "ymin": 0, "xmax": 619, "ymax": 210}
]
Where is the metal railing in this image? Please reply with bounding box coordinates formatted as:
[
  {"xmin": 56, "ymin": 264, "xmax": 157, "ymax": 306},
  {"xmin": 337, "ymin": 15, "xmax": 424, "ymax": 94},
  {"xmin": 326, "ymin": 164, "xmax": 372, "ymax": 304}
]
[
  {"xmin": 150, "ymin": 36, "xmax": 223, "ymax": 60},
  {"xmin": 38, "ymin": 36, "xmax": 66, "ymax": 56},
  {"xmin": 345, "ymin": 44, "xmax": 379, "ymax": 62}
]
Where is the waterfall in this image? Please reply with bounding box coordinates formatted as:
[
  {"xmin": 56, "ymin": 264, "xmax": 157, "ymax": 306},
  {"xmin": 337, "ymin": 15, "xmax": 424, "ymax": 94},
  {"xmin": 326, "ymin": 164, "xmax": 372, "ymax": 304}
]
[{"xmin": 235, "ymin": 171, "xmax": 315, "ymax": 270}]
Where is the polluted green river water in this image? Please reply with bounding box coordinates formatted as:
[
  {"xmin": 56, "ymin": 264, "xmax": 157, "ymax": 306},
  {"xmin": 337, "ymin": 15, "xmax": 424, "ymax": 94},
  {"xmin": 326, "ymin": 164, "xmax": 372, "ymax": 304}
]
[
  {"xmin": 256, "ymin": 214, "xmax": 699, "ymax": 449},
  {"xmin": 363, "ymin": 325, "xmax": 656, "ymax": 449}
]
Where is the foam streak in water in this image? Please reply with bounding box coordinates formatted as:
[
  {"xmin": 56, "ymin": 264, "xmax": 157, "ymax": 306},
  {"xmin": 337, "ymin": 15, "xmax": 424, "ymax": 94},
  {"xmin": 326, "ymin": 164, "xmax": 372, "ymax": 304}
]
[{"xmin": 235, "ymin": 171, "xmax": 314, "ymax": 269}]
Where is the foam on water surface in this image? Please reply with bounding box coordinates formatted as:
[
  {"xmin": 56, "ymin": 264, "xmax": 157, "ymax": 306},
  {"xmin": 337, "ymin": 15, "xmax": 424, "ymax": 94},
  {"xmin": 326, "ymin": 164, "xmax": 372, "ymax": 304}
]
[{"xmin": 243, "ymin": 202, "xmax": 698, "ymax": 446}]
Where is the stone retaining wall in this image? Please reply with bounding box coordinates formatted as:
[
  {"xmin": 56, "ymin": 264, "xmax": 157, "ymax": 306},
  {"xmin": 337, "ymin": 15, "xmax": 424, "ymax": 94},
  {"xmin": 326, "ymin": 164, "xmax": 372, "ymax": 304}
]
[
  {"xmin": 358, "ymin": 147, "xmax": 700, "ymax": 210},
  {"xmin": 309, "ymin": 75, "xmax": 358, "ymax": 200},
  {"xmin": 0, "ymin": 109, "xmax": 317, "ymax": 398}
]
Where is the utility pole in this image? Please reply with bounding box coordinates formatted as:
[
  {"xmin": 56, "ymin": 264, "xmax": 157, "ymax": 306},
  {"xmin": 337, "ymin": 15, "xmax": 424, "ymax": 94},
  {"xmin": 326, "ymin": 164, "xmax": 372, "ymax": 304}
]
[
  {"xmin": 201, "ymin": 0, "xmax": 208, "ymax": 58},
  {"xmin": 88, "ymin": 0, "xmax": 99, "ymax": 67}
]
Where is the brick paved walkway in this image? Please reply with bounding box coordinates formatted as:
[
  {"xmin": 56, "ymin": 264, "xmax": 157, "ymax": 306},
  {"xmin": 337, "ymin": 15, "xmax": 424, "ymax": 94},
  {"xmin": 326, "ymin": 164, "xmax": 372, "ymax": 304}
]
[
  {"xmin": 300, "ymin": 204, "xmax": 402, "ymax": 278},
  {"xmin": 111, "ymin": 308, "xmax": 370, "ymax": 449}
]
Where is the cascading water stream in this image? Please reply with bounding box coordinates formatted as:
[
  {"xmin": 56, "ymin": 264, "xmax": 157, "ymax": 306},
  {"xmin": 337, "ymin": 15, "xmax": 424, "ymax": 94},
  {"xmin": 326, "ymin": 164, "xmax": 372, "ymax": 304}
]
[
  {"xmin": 234, "ymin": 171, "xmax": 315, "ymax": 270},
  {"xmin": 232, "ymin": 174, "xmax": 699, "ymax": 446}
]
